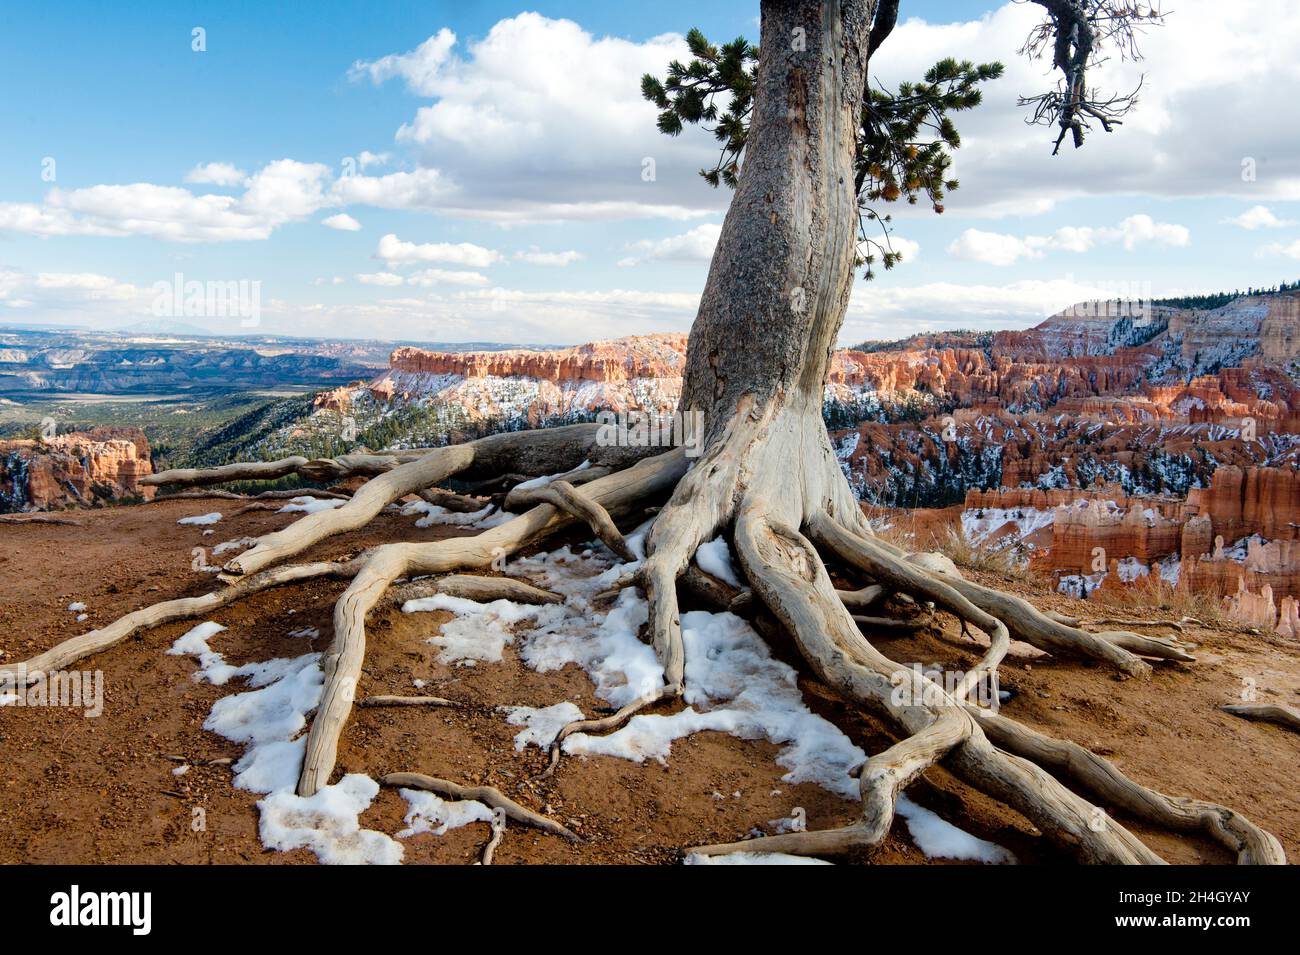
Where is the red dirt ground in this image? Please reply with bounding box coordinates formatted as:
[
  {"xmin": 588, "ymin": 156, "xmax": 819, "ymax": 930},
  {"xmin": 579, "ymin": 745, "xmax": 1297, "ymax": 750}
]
[{"xmin": 0, "ymin": 498, "xmax": 1296, "ymax": 865}]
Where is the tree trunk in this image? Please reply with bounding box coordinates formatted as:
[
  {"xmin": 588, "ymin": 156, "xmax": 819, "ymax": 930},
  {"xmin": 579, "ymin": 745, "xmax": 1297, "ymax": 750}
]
[{"xmin": 682, "ymin": 0, "xmax": 871, "ymax": 436}]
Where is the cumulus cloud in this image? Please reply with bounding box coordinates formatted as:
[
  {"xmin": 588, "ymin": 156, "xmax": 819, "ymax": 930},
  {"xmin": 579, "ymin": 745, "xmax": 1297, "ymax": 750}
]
[
  {"xmin": 617, "ymin": 223, "xmax": 722, "ymax": 266},
  {"xmin": 1259, "ymin": 239, "xmax": 1300, "ymax": 260},
  {"xmin": 374, "ymin": 232, "xmax": 501, "ymax": 268},
  {"xmin": 356, "ymin": 267, "xmax": 488, "ymax": 288},
  {"xmin": 0, "ymin": 265, "xmax": 150, "ymax": 317},
  {"xmin": 0, "ymin": 160, "xmax": 333, "ymax": 242},
  {"xmin": 356, "ymin": 271, "xmax": 405, "ymax": 286},
  {"xmin": 357, "ymin": 151, "xmax": 390, "ymax": 171},
  {"xmin": 322, "ymin": 213, "xmax": 362, "ymax": 231},
  {"xmin": 514, "ymin": 248, "xmax": 583, "ymax": 266},
  {"xmin": 184, "ymin": 162, "xmax": 247, "ymax": 187},
  {"xmin": 1226, "ymin": 205, "xmax": 1295, "ymax": 230},
  {"xmin": 947, "ymin": 215, "xmax": 1190, "ymax": 266},
  {"xmin": 350, "ymin": 14, "xmax": 723, "ymax": 223},
  {"xmin": 406, "ymin": 268, "xmax": 489, "ymax": 287},
  {"xmin": 862, "ymin": 236, "xmax": 920, "ymax": 265}
]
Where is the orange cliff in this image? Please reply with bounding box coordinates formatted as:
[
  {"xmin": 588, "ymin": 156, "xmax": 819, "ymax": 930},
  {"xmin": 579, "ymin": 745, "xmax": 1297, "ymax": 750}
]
[
  {"xmin": 385, "ymin": 334, "xmax": 689, "ymax": 385},
  {"xmin": 0, "ymin": 426, "xmax": 154, "ymax": 511},
  {"xmin": 963, "ymin": 467, "xmax": 1300, "ymax": 606},
  {"xmin": 1184, "ymin": 465, "xmax": 1300, "ymax": 542}
]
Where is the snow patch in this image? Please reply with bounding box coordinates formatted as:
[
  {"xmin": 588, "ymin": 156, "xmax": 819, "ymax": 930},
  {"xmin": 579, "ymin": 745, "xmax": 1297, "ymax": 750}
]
[
  {"xmin": 685, "ymin": 852, "xmax": 833, "ymax": 865},
  {"xmin": 503, "ymin": 701, "xmax": 585, "ymax": 751},
  {"xmin": 278, "ymin": 496, "xmax": 345, "ymax": 514},
  {"xmin": 178, "ymin": 512, "xmax": 223, "ymax": 526},
  {"xmin": 695, "ymin": 537, "xmax": 742, "ymax": 587},
  {"xmin": 397, "ymin": 789, "xmax": 494, "ymax": 838}
]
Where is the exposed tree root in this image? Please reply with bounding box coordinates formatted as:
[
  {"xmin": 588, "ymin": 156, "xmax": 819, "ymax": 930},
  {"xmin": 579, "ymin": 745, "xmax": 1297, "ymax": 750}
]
[
  {"xmin": 540, "ymin": 687, "xmax": 675, "ymax": 780},
  {"xmin": 416, "ymin": 489, "xmax": 493, "ymax": 513},
  {"xmin": 9, "ymin": 417, "xmax": 1285, "ymax": 866},
  {"xmin": 143, "ymin": 489, "xmax": 250, "ymax": 503},
  {"xmin": 510, "ymin": 479, "xmax": 635, "ymax": 561},
  {"xmin": 1046, "ymin": 611, "xmax": 1201, "ymax": 633},
  {"xmin": 852, "ymin": 614, "xmax": 929, "ymax": 632},
  {"xmin": 502, "ymin": 462, "xmax": 611, "ymax": 511},
  {"xmin": 979, "ymin": 711, "xmax": 1285, "ymax": 863},
  {"xmin": 686, "ymin": 507, "xmax": 1165, "ymax": 863},
  {"xmin": 380, "ymin": 772, "xmax": 582, "ymax": 843},
  {"xmin": 0, "ymin": 513, "xmax": 82, "ymax": 526},
  {"xmin": 298, "ymin": 449, "xmax": 688, "ymax": 796},
  {"xmin": 812, "ymin": 515, "xmax": 1154, "ymax": 677},
  {"xmin": 0, "ymin": 558, "xmax": 361, "ymax": 687},
  {"xmin": 1219, "ymin": 703, "xmax": 1300, "ymax": 734},
  {"xmin": 144, "ymin": 451, "xmax": 437, "ymax": 489},
  {"xmin": 837, "ymin": 584, "xmax": 885, "ymax": 611},
  {"xmin": 223, "ymin": 423, "xmax": 601, "ymax": 578},
  {"xmin": 359, "ymin": 695, "xmax": 458, "ymax": 708},
  {"xmin": 391, "ymin": 574, "xmax": 562, "ymax": 606},
  {"xmin": 479, "ymin": 818, "xmax": 505, "ymax": 865}
]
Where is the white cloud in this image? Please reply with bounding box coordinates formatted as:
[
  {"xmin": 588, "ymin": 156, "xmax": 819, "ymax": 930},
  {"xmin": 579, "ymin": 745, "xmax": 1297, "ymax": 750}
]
[
  {"xmin": 514, "ymin": 248, "xmax": 583, "ymax": 266},
  {"xmin": 356, "ymin": 268, "xmax": 488, "ymax": 288},
  {"xmin": 1260, "ymin": 239, "xmax": 1300, "ymax": 260},
  {"xmin": 374, "ymin": 232, "xmax": 501, "ymax": 268},
  {"xmin": 357, "ymin": 151, "xmax": 390, "ymax": 171},
  {"xmin": 406, "ymin": 268, "xmax": 489, "ymax": 287},
  {"xmin": 351, "ymin": 14, "xmax": 723, "ymax": 223},
  {"xmin": 356, "ymin": 272, "xmax": 405, "ymax": 286},
  {"xmin": 841, "ymin": 276, "xmax": 1141, "ymax": 342},
  {"xmin": 867, "ymin": 236, "xmax": 920, "ymax": 265},
  {"xmin": 322, "ymin": 213, "xmax": 362, "ymax": 231},
  {"xmin": 618, "ymin": 223, "xmax": 722, "ymax": 266},
  {"xmin": 0, "ymin": 265, "xmax": 150, "ymax": 316},
  {"xmin": 184, "ymin": 162, "xmax": 247, "ymax": 186},
  {"xmin": 0, "ymin": 160, "xmax": 333, "ymax": 242},
  {"xmin": 947, "ymin": 215, "xmax": 1189, "ymax": 266},
  {"xmin": 1226, "ymin": 205, "xmax": 1295, "ymax": 230},
  {"xmin": 349, "ymin": 29, "xmax": 457, "ymax": 95}
]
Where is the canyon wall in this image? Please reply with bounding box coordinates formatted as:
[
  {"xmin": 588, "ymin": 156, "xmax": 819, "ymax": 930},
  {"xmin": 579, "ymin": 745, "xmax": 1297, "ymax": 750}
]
[{"xmin": 0, "ymin": 427, "xmax": 154, "ymax": 511}]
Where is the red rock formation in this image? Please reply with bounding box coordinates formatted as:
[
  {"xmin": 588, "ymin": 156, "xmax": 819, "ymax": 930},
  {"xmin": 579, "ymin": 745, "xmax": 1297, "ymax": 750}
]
[
  {"xmin": 312, "ymin": 385, "xmax": 358, "ymax": 414},
  {"xmin": 386, "ymin": 334, "xmax": 689, "ymax": 384},
  {"xmin": 1184, "ymin": 466, "xmax": 1300, "ymax": 542},
  {"xmin": 0, "ymin": 427, "xmax": 154, "ymax": 511}
]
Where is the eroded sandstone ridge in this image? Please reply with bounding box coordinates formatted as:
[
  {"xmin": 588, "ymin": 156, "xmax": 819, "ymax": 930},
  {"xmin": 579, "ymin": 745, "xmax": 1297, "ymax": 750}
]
[
  {"xmin": 955, "ymin": 466, "xmax": 1300, "ymax": 633},
  {"xmin": 0, "ymin": 427, "xmax": 154, "ymax": 511}
]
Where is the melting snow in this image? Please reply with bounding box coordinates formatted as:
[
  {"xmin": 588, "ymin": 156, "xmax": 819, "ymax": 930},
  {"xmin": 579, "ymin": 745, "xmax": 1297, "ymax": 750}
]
[
  {"xmin": 685, "ymin": 852, "xmax": 833, "ymax": 865},
  {"xmin": 695, "ymin": 537, "xmax": 742, "ymax": 587},
  {"xmin": 163, "ymin": 517, "xmax": 1014, "ymax": 865},
  {"xmin": 400, "ymin": 500, "xmax": 506, "ymax": 528},
  {"xmin": 178, "ymin": 512, "xmax": 223, "ymax": 526},
  {"xmin": 278, "ymin": 497, "xmax": 345, "ymax": 514},
  {"xmin": 397, "ymin": 789, "xmax": 494, "ymax": 838}
]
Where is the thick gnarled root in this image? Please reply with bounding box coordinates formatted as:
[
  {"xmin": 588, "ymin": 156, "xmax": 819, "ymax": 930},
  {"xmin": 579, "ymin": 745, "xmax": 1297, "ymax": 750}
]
[
  {"xmin": 297, "ymin": 450, "xmax": 688, "ymax": 796},
  {"xmin": 0, "ymin": 558, "xmax": 361, "ymax": 687},
  {"xmin": 1219, "ymin": 703, "xmax": 1300, "ymax": 734},
  {"xmin": 979, "ymin": 711, "xmax": 1285, "ymax": 864},
  {"xmin": 391, "ymin": 574, "xmax": 561, "ymax": 606},
  {"xmin": 222, "ymin": 423, "xmax": 603, "ymax": 578},
  {"xmin": 731, "ymin": 507, "xmax": 1170, "ymax": 864}
]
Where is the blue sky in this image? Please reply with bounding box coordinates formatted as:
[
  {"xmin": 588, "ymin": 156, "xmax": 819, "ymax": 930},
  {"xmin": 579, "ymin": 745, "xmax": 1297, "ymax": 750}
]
[{"xmin": 2, "ymin": 0, "xmax": 1298, "ymax": 345}]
